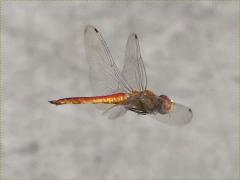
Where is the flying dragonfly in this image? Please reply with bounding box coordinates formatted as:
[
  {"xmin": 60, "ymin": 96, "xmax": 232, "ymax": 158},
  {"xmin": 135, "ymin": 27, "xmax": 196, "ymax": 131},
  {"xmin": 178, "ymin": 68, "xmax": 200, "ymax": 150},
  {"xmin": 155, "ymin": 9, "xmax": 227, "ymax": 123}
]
[{"xmin": 49, "ymin": 25, "xmax": 193, "ymax": 125}]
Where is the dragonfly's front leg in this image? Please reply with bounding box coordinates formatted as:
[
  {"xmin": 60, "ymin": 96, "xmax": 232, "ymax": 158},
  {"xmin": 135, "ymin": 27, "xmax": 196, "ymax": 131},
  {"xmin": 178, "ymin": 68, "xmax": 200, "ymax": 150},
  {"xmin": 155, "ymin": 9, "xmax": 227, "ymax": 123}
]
[{"xmin": 126, "ymin": 106, "xmax": 147, "ymax": 115}]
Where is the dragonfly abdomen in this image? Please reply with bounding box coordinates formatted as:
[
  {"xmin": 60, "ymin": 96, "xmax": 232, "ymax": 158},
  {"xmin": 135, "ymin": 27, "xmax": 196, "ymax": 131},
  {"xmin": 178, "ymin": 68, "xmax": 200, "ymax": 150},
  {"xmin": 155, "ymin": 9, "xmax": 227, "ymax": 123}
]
[{"xmin": 49, "ymin": 93, "xmax": 128, "ymax": 105}]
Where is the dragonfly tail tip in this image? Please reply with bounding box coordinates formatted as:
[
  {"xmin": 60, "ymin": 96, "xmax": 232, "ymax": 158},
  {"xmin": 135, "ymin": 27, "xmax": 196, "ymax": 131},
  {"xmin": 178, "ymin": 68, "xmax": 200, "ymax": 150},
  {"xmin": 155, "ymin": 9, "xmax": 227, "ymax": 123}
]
[{"xmin": 49, "ymin": 100, "xmax": 57, "ymax": 105}]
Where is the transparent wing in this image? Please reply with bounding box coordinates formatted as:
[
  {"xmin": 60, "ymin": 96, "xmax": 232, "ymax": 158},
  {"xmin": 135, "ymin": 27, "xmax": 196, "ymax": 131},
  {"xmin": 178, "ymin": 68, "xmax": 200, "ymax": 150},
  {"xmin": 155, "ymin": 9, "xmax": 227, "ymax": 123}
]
[
  {"xmin": 103, "ymin": 105, "xmax": 128, "ymax": 120},
  {"xmin": 122, "ymin": 33, "xmax": 147, "ymax": 91},
  {"xmin": 152, "ymin": 103, "xmax": 193, "ymax": 126},
  {"xmin": 84, "ymin": 25, "xmax": 133, "ymax": 95},
  {"xmin": 95, "ymin": 104, "xmax": 113, "ymax": 110}
]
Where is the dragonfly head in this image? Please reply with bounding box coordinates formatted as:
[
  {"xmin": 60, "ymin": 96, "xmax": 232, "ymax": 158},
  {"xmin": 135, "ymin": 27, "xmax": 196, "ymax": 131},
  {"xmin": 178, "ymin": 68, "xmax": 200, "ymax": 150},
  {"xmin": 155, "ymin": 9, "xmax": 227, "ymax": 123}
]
[{"xmin": 158, "ymin": 95, "xmax": 175, "ymax": 114}]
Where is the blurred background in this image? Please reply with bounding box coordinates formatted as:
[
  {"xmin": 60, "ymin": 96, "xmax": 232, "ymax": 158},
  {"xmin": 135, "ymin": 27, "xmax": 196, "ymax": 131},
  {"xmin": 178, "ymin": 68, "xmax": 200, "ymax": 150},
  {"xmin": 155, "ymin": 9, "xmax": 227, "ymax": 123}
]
[{"xmin": 2, "ymin": 1, "xmax": 239, "ymax": 178}]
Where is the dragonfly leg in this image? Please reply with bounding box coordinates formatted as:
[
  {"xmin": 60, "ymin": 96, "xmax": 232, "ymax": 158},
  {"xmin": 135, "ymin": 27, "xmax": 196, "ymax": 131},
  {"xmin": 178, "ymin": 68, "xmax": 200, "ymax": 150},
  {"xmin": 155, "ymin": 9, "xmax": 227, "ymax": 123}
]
[{"xmin": 127, "ymin": 107, "xmax": 147, "ymax": 115}]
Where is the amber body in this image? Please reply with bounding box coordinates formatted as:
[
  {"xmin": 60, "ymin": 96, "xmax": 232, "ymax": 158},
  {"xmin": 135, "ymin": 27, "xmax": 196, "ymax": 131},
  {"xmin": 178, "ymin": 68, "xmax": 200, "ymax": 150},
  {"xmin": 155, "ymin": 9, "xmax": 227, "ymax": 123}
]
[
  {"xmin": 49, "ymin": 90, "xmax": 174, "ymax": 115},
  {"xmin": 49, "ymin": 93, "xmax": 128, "ymax": 105}
]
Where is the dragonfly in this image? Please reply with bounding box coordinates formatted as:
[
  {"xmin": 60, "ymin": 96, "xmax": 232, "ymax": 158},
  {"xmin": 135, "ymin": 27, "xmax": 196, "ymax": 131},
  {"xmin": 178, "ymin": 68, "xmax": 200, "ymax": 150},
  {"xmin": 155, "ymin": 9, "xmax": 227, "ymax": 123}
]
[{"xmin": 49, "ymin": 25, "xmax": 193, "ymax": 125}]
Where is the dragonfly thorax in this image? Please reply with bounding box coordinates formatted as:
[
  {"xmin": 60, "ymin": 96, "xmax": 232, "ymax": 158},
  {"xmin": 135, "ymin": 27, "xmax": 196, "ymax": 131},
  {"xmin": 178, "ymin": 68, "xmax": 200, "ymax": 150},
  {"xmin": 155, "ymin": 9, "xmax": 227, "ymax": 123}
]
[{"xmin": 125, "ymin": 90, "xmax": 159, "ymax": 114}]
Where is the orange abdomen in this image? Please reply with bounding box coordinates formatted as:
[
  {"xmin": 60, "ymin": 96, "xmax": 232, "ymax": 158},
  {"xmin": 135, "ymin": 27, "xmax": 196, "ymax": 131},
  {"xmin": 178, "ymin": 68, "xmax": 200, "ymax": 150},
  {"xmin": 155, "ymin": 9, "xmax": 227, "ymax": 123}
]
[{"xmin": 49, "ymin": 93, "xmax": 129, "ymax": 106}]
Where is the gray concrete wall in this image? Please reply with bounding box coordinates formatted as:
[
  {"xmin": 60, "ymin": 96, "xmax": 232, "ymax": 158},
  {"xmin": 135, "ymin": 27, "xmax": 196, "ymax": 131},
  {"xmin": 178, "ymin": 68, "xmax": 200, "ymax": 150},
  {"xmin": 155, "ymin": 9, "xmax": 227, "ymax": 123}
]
[{"xmin": 2, "ymin": 1, "xmax": 239, "ymax": 178}]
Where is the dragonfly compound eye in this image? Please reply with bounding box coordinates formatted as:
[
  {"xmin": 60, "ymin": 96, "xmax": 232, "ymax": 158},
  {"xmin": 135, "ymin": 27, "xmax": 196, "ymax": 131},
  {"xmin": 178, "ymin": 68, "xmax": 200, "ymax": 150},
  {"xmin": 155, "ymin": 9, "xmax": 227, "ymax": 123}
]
[{"xmin": 158, "ymin": 95, "xmax": 174, "ymax": 114}]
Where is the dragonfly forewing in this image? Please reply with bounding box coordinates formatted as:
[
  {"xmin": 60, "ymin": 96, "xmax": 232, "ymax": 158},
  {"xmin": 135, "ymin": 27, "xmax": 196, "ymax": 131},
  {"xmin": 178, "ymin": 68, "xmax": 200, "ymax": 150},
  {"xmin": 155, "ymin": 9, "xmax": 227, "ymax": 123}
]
[
  {"xmin": 122, "ymin": 33, "xmax": 147, "ymax": 91},
  {"xmin": 84, "ymin": 25, "xmax": 132, "ymax": 96}
]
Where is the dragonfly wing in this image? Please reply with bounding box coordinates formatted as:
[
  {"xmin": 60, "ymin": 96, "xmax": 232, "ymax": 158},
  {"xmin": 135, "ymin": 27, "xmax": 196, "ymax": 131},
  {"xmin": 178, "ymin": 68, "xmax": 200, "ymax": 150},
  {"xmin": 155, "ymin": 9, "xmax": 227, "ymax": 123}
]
[
  {"xmin": 84, "ymin": 25, "xmax": 132, "ymax": 95},
  {"xmin": 95, "ymin": 104, "xmax": 113, "ymax": 110},
  {"xmin": 152, "ymin": 103, "xmax": 193, "ymax": 126},
  {"xmin": 103, "ymin": 105, "xmax": 128, "ymax": 120},
  {"xmin": 122, "ymin": 33, "xmax": 147, "ymax": 91}
]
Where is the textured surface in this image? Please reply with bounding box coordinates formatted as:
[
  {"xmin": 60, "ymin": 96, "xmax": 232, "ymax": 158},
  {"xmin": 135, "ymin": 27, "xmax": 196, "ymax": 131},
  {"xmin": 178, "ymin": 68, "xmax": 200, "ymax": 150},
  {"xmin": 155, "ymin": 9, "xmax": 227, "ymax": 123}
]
[{"xmin": 2, "ymin": 1, "xmax": 239, "ymax": 178}]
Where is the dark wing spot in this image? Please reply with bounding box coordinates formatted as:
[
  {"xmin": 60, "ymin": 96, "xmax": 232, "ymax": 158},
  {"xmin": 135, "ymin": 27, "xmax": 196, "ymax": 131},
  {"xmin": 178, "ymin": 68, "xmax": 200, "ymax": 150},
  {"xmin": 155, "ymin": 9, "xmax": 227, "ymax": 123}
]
[
  {"xmin": 134, "ymin": 34, "xmax": 138, "ymax": 39},
  {"xmin": 94, "ymin": 28, "xmax": 99, "ymax": 33},
  {"xmin": 188, "ymin": 108, "xmax": 192, "ymax": 113}
]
